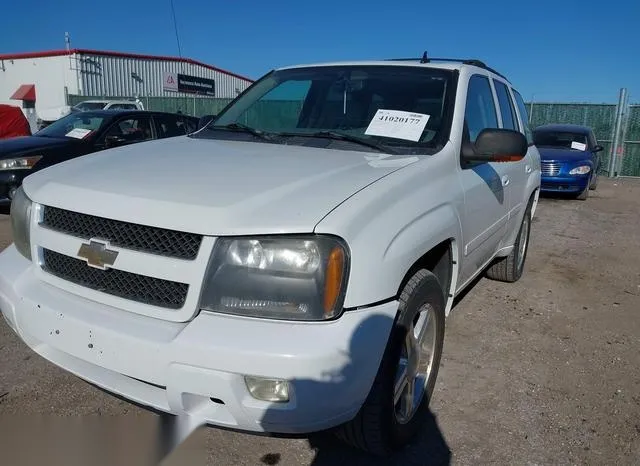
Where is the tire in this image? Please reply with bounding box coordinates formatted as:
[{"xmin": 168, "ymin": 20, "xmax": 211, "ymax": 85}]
[
  {"xmin": 486, "ymin": 198, "xmax": 533, "ymax": 283},
  {"xmin": 576, "ymin": 184, "xmax": 589, "ymax": 200},
  {"xmin": 589, "ymin": 172, "xmax": 598, "ymax": 191},
  {"xmin": 336, "ymin": 269, "xmax": 446, "ymax": 456}
]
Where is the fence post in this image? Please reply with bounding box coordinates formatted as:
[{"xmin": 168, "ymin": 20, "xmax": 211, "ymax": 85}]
[
  {"xmin": 616, "ymin": 99, "xmax": 631, "ymax": 177},
  {"xmin": 609, "ymin": 88, "xmax": 627, "ymax": 177}
]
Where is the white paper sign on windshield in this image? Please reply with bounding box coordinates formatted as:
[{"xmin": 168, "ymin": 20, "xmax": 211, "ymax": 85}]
[
  {"xmin": 571, "ymin": 141, "xmax": 587, "ymax": 151},
  {"xmin": 66, "ymin": 127, "xmax": 93, "ymax": 139},
  {"xmin": 365, "ymin": 109, "xmax": 430, "ymax": 142}
]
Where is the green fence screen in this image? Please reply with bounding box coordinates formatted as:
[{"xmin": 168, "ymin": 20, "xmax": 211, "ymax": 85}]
[
  {"xmin": 67, "ymin": 94, "xmax": 640, "ymax": 176},
  {"xmin": 620, "ymin": 105, "xmax": 640, "ymax": 177},
  {"xmin": 67, "ymin": 94, "xmax": 234, "ymax": 117}
]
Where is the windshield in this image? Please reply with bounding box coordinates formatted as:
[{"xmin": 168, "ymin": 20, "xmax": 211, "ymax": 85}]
[
  {"xmin": 198, "ymin": 65, "xmax": 454, "ymax": 154},
  {"xmin": 73, "ymin": 102, "xmax": 107, "ymax": 111},
  {"xmin": 533, "ymin": 130, "xmax": 589, "ymax": 150},
  {"xmin": 35, "ymin": 112, "xmax": 106, "ymax": 139}
]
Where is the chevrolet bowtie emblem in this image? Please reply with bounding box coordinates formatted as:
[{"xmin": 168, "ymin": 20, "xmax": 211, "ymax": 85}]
[{"xmin": 77, "ymin": 240, "xmax": 119, "ymax": 270}]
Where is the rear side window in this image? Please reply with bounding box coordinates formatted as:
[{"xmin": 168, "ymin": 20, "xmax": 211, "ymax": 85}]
[
  {"xmin": 511, "ymin": 89, "xmax": 533, "ymax": 144},
  {"xmin": 464, "ymin": 75, "xmax": 498, "ymax": 142},
  {"xmin": 493, "ymin": 80, "xmax": 518, "ymax": 131}
]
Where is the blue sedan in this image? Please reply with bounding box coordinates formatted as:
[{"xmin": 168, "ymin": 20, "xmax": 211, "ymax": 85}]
[{"xmin": 533, "ymin": 124, "xmax": 604, "ymax": 200}]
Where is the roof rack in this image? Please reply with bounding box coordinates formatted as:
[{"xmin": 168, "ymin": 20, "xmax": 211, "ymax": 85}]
[{"xmin": 386, "ymin": 52, "xmax": 509, "ymax": 81}]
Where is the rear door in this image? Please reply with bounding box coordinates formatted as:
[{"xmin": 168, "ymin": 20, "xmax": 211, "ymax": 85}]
[
  {"xmin": 493, "ymin": 78, "xmax": 528, "ymax": 230},
  {"xmin": 510, "ymin": 88, "xmax": 539, "ymax": 214}
]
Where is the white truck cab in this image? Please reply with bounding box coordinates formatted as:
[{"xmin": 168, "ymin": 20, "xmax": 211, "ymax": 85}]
[{"xmin": 0, "ymin": 55, "xmax": 540, "ymax": 455}]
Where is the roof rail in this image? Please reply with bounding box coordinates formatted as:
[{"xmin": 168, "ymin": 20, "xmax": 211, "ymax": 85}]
[{"xmin": 385, "ymin": 55, "xmax": 509, "ymax": 82}]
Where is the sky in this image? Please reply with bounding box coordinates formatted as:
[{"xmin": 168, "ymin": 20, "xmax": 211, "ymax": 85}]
[{"xmin": 1, "ymin": 0, "xmax": 638, "ymax": 103}]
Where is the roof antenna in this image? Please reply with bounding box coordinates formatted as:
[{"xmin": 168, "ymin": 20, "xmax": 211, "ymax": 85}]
[
  {"xmin": 65, "ymin": 32, "xmax": 71, "ymax": 52},
  {"xmin": 420, "ymin": 51, "xmax": 429, "ymax": 63}
]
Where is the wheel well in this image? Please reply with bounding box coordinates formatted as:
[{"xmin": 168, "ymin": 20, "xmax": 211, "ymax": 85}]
[{"xmin": 397, "ymin": 239, "xmax": 454, "ymax": 301}]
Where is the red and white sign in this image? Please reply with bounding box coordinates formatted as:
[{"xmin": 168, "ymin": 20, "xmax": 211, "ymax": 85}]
[{"xmin": 163, "ymin": 72, "xmax": 178, "ymax": 92}]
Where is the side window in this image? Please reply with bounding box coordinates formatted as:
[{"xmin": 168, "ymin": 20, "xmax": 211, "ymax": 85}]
[
  {"xmin": 154, "ymin": 114, "xmax": 187, "ymax": 139},
  {"xmin": 104, "ymin": 116, "xmax": 153, "ymax": 142},
  {"xmin": 464, "ymin": 75, "xmax": 499, "ymax": 142},
  {"xmin": 181, "ymin": 116, "xmax": 197, "ymax": 134},
  {"xmin": 511, "ymin": 89, "xmax": 533, "ymax": 144},
  {"xmin": 493, "ymin": 80, "xmax": 518, "ymax": 131}
]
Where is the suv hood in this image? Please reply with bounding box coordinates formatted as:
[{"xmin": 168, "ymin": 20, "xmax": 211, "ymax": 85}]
[{"xmin": 23, "ymin": 136, "xmax": 417, "ymax": 236}]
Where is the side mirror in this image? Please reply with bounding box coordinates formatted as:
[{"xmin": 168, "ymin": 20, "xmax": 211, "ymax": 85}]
[
  {"xmin": 197, "ymin": 114, "xmax": 217, "ymax": 130},
  {"xmin": 462, "ymin": 128, "xmax": 528, "ymax": 163},
  {"xmin": 104, "ymin": 135, "xmax": 127, "ymax": 148},
  {"xmin": 592, "ymin": 145, "xmax": 604, "ymax": 153}
]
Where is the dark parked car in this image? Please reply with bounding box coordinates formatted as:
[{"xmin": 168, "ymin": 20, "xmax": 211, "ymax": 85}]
[
  {"xmin": 533, "ymin": 123, "xmax": 604, "ymax": 200},
  {"xmin": 0, "ymin": 110, "xmax": 197, "ymax": 206}
]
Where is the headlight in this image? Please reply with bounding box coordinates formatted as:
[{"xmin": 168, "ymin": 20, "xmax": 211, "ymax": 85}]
[
  {"xmin": 10, "ymin": 186, "xmax": 33, "ymax": 260},
  {"xmin": 0, "ymin": 156, "xmax": 42, "ymax": 171},
  {"xmin": 569, "ymin": 165, "xmax": 591, "ymax": 175},
  {"xmin": 199, "ymin": 235, "xmax": 350, "ymax": 321}
]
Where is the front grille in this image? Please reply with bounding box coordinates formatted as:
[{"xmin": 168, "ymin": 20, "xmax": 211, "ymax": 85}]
[
  {"xmin": 41, "ymin": 206, "xmax": 202, "ymax": 260},
  {"xmin": 42, "ymin": 249, "xmax": 189, "ymax": 309},
  {"xmin": 541, "ymin": 161, "xmax": 561, "ymax": 176}
]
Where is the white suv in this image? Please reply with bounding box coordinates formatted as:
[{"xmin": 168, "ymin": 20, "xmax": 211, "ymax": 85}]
[{"xmin": 0, "ymin": 56, "xmax": 540, "ymax": 455}]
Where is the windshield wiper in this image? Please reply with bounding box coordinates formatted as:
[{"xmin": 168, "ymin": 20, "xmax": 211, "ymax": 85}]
[
  {"xmin": 276, "ymin": 131, "xmax": 398, "ymax": 154},
  {"xmin": 209, "ymin": 123, "xmax": 274, "ymax": 141}
]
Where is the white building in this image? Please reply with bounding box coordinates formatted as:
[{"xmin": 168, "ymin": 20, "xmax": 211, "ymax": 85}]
[{"xmin": 0, "ymin": 48, "xmax": 254, "ymax": 128}]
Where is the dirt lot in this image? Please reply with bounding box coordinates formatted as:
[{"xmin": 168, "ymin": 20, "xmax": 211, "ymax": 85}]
[{"xmin": 0, "ymin": 177, "xmax": 639, "ymax": 465}]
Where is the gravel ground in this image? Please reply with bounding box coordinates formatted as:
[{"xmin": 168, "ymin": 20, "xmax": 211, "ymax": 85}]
[{"xmin": 0, "ymin": 177, "xmax": 639, "ymax": 465}]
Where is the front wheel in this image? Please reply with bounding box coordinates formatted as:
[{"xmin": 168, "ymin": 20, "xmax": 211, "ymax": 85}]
[
  {"xmin": 576, "ymin": 183, "xmax": 589, "ymax": 200},
  {"xmin": 336, "ymin": 269, "xmax": 446, "ymax": 456}
]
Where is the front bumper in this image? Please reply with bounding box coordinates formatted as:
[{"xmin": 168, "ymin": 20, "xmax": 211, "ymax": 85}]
[
  {"xmin": 0, "ymin": 245, "xmax": 397, "ymax": 434},
  {"xmin": 540, "ymin": 174, "xmax": 590, "ymax": 193}
]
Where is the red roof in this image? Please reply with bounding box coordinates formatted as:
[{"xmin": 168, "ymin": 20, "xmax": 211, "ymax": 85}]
[
  {"xmin": 10, "ymin": 84, "xmax": 36, "ymax": 101},
  {"xmin": 0, "ymin": 48, "xmax": 254, "ymax": 83}
]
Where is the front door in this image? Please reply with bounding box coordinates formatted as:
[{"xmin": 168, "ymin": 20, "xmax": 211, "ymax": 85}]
[{"xmin": 458, "ymin": 74, "xmax": 511, "ymax": 285}]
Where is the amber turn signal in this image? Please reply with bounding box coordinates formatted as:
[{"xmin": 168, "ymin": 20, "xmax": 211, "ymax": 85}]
[{"xmin": 323, "ymin": 246, "xmax": 345, "ymax": 316}]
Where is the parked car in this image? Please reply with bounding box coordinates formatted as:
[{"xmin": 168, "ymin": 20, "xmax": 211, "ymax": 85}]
[
  {"xmin": 71, "ymin": 99, "xmax": 145, "ymax": 112},
  {"xmin": 533, "ymin": 123, "xmax": 603, "ymax": 200},
  {"xmin": 0, "ymin": 104, "xmax": 31, "ymax": 139},
  {"xmin": 0, "ymin": 55, "xmax": 540, "ymax": 455},
  {"xmin": 37, "ymin": 100, "xmax": 145, "ymax": 130},
  {"xmin": 0, "ymin": 109, "xmax": 197, "ymax": 206}
]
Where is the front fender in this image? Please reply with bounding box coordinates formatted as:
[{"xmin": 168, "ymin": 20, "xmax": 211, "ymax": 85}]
[{"xmin": 314, "ymin": 155, "xmax": 463, "ymax": 310}]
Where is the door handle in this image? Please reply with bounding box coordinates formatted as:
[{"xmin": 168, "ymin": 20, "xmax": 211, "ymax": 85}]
[
  {"xmin": 501, "ymin": 175, "xmax": 510, "ymax": 186},
  {"xmin": 525, "ymin": 165, "xmax": 532, "ymax": 173}
]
